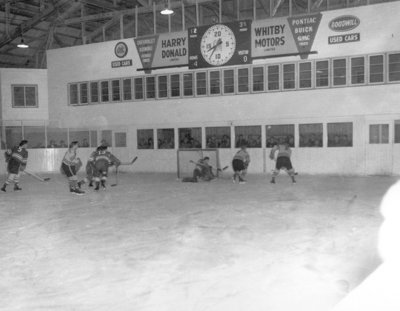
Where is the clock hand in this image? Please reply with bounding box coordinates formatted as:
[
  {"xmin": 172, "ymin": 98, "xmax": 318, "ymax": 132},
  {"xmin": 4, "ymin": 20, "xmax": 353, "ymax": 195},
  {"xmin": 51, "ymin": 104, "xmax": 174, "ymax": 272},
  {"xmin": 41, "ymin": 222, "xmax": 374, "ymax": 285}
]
[
  {"xmin": 208, "ymin": 38, "xmax": 223, "ymax": 60},
  {"xmin": 207, "ymin": 38, "xmax": 223, "ymax": 52}
]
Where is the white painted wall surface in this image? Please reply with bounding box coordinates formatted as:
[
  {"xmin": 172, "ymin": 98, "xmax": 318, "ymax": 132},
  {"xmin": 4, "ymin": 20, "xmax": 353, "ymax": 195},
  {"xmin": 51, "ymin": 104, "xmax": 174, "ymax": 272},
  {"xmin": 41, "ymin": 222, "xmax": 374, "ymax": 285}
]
[
  {"xmin": 0, "ymin": 68, "xmax": 48, "ymax": 121},
  {"xmin": 3, "ymin": 2, "xmax": 400, "ymax": 175}
]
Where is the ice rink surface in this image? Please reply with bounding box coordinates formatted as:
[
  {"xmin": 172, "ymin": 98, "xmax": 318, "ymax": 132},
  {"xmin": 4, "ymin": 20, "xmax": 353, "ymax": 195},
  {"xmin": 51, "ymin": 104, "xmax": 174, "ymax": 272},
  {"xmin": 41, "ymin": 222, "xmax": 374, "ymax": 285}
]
[{"xmin": 0, "ymin": 172, "xmax": 397, "ymax": 311}]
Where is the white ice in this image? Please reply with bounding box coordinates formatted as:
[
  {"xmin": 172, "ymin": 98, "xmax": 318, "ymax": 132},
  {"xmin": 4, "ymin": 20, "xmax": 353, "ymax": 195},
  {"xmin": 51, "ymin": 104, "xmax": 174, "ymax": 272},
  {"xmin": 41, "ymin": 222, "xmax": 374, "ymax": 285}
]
[{"xmin": 0, "ymin": 173, "xmax": 397, "ymax": 311}]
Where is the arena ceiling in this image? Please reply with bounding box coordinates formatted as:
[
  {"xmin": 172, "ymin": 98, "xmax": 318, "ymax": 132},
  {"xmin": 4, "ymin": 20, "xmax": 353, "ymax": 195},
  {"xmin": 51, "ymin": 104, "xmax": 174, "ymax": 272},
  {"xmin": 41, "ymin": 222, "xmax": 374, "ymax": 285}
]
[{"xmin": 0, "ymin": 0, "xmax": 370, "ymax": 69}]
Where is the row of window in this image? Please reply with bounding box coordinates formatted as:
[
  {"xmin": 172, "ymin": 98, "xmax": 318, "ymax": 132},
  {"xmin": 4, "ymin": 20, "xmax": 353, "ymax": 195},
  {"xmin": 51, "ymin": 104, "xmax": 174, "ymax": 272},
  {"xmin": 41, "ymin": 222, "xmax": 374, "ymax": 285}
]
[
  {"xmin": 1, "ymin": 121, "xmax": 399, "ymax": 151},
  {"xmin": 140, "ymin": 121, "xmax": 400, "ymax": 149},
  {"xmin": 1, "ymin": 127, "xmax": 126, "ymax": 150},
  {"xmin": 68, "ymin": 52, "xmax": 400, "ymax": 105}
]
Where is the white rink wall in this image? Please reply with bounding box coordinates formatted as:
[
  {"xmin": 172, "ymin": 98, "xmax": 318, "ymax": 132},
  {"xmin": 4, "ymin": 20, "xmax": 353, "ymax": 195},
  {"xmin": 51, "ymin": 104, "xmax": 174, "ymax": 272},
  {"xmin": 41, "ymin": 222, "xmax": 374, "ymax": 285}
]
[{"xmin": 2, "ymin": 3, "xmax": 400, "ymax": 175}]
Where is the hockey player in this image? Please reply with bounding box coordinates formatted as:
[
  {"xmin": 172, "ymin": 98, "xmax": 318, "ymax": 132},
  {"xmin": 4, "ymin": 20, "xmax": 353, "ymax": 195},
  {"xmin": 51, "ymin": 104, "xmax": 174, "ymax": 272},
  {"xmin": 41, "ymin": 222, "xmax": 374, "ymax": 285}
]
[
  {"xmin": 89, "ymin": 145, "xmax": 121, "ymax": 190},
  {"xmin": 232, "ymin": 144, "xmax": 250, "ymax": 184},
  {"xmin": 182, "ymin": 157, "xmax": 216, "ymax": 182},
  {"xmin": 270, "ymin": 138, "xmax": 296, "ymax": 184},
  {"xmin": 61, "ymin": 141, "xmax": 85, "ymax": 195},
  {"xmin": 77, "ymin": 146, "xmax": 101, "ymax": 189},
  {"xmin": 1, "ymin": 140, "xmax": 28, "ymax": 192}
]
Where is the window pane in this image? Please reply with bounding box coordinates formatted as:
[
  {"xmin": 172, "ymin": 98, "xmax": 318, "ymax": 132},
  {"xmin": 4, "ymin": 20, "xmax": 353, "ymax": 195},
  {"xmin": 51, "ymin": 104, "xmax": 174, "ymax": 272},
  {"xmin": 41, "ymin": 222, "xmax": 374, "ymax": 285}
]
[
  {"xmin": 24, "ymin": 125, "xmax": 45, "ymax": 149},
  {"xmin": 69, "ymin": 130, "xmax": 90, "ymax": 148},
  {"xmin": 369, "ymin": 124, "xmax": 380, "ymax": 144},
  {"xmin": 351, "ymin": 57, "xmax": 365, "ymax": 84},
  {"xmin": 171, "ymin": 74, "xmax": 180, "ymax": 97},
  {"xmin": 253, "ymin": 67, "xmax": 264, "ymax": 92},
  {"xmin": 206, "ymin": 126, "xmax": 231, "ymax": 148},
  {"xmin": 112, "ymin": 79, "xmax": 121, "ymax": 101},
  {"xmin": 146, "ymin": 76, "xmax": 156, "ymax": 99},
  {"xmin": 69, "ymin": 84, "xmax": 78, "ymax": 105},
  {"xmin": 137, "ymin": 129, "xmax": 154, "ymax": 149},
  {"xmin": 369, "ymin": 124, "xmax": 389, "ymax": 144},
  {"xmin": 179, "ymin": 128, "xmax": 202, "ymax": 148},
  {"xmin": 299, "ymin": 123, "xmax": 323, "ymax": 147},
  {"xmin": 316, "ymin": 60, "xmax": 329, "ymax": 87},
  {"xmin": 299, "ymin": 62, "xmax": 312, "ymax": 88},
  {"xmin": 158, "ymin": 76, "xmax": 168, "ymax": 98},
  {"xmin": 268, "ymin": 65, "xmax": 280, "ymax": 90},
  {"xmin": 157, "ymin": 128, "xmax": 175, "ymax": 149},
  {"xmin": 101, "ymin": 81, "xmax": 109, "ymax": 102},
  {"xmin": 5, "ymin": 126, "xmax": 22, "ymax": 148},
  {"xmin": 115, "ymin": 132, "xmax": 127, "ymax": 147},
  {"xmin": 101, "ymin": 130, "xmax": 112, "ymax": 147},
  {"xmin": 283, "ymin": 64, "xmax": 295, "ymax": 89},
  {"xmin": 223, "ymin": 69, "xmax": 235, "ymax": 94},
  {"xmin": 13, "ymin": 86, "xmax": 25, "ymax": 107},
  {"xmin": 369, "ymin": 55, "xmax": 384, "ymax": 83},
  {"xmin": 388, "ymin": 53, "xmax": 400, "ymax": 82},
  {"xmin": 333, "ymin": 59, "xmax": 346, "ymax": 86},
  {"xmin": 47, "ymin": 128, "xmax": 68, "ymax": 148},
  {"xmin": 122, "ymin": 78, "xmax": 132, "ymax": 100},
  {"xmin": 134, "ymin": 78, "xmax": 144, "ymax": 100},
  {"xmin": 90, "ymin": 82, "xmax": 99, "ymax": 103},
  {"xmin": 183, "ymin": 73, "xmax": 193, "ymax": 96},
  {"xmin": 80, "ymin": 83, "xmax": 88, "ymax": 104},
  {"xmin": 266, "ymin": 124, "xmax": 295, "ymax": 147},
  {"xmin": 90, "ymin": 131, "xmax": 97, "ymax": 147},
  {"xmin": 210, "ymin": 71, "xmax": 221, "ymax": 95},
  {"xmin": 395, "ymin": 120, "xmax": 400, "ymax": 143},
  {"xmin": 238, "ymin": 68, "xmax": 249, "ymax": 93},
  {"xmin": 25, "ymin": 86, "xmax": 37, "ymax": 107},
  {"xmin": 196, "ymin": 72, "xmax": 207, "ymax": 96},
  {"xmin": 381, "ymin": 125, "xmax": 389, "ymax": 144},
  {"xmin": 235, "ymin": 126, "xmax": 261, "ymax": 148},
  {"xmin": 327, "ymin": 122, "xmax": 353, "ymax": 147}
]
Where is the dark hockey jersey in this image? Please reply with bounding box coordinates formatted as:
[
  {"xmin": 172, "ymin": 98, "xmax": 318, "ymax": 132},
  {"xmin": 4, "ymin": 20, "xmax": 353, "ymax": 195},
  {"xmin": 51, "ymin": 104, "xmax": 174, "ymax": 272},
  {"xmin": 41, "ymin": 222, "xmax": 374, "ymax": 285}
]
[
  {"xmin": 89, "ymin": 150, "xmax": 121, "ymax": 170},
  {"xmin": 5, "ymin": 146, "xmax": 28, "ymax": 174}
]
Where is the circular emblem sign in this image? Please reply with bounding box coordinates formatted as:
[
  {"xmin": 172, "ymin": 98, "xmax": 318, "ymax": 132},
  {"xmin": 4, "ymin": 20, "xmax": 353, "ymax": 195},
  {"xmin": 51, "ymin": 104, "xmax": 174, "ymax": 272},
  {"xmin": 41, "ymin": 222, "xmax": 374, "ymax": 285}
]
[
  {"xmin": 329, "ymin": 15, "xmax": 360, "ymax": 32},
  {"xmin": 114, "ymin": 42, "xmax": 128, "ymax": 58}
]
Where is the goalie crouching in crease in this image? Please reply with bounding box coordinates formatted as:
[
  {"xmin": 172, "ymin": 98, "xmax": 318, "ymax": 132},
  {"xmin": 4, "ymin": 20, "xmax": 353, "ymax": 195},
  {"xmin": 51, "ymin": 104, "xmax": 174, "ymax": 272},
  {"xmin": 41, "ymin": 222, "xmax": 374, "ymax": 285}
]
[{"xmin": 182, "ymin": 157, "xmax": 216, "ymax": 182}]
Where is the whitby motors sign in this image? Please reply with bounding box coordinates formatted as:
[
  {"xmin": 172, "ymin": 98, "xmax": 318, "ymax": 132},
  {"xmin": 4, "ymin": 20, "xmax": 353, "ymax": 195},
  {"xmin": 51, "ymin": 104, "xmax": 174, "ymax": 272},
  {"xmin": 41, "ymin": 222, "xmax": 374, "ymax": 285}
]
[{"xmin": 329, "ymin": 15, "xmax": 360, "ymax": 32}]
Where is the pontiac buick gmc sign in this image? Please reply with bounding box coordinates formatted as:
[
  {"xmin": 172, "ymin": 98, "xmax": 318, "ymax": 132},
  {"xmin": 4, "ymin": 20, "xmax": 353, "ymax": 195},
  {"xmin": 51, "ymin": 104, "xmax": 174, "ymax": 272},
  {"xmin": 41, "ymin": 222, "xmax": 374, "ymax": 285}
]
[{"xmin": 329, "ymin": 15, "xmax": 360, "ymax": 32}]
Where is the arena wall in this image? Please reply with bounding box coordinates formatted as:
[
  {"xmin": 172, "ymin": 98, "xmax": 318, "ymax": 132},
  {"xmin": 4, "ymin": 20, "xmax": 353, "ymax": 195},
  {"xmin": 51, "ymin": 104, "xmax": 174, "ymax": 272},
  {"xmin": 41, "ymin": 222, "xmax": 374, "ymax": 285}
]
[{"xmin": 3, "ymin": 2, "xmax": 400, "ymax": 175}]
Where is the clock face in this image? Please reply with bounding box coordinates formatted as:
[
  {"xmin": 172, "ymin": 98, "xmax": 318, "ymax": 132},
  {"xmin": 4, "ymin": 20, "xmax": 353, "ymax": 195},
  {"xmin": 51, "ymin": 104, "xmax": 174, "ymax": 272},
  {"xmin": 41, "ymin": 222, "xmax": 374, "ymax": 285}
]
[{"xmin": 200, "ymin": 24, "xmax": 236, "ymax": 66}]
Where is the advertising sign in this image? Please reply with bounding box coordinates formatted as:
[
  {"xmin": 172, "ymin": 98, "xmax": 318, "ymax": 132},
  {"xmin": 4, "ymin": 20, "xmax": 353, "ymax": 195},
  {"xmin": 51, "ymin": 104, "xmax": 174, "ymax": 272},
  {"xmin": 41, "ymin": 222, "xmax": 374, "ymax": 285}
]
[
  {"xmin": 252, "ymin": 13, "xmax": 321, "ymax": 59},
  {"xmin": 134, "ymin": 31, "xmax": 188, "ymax": 71}
]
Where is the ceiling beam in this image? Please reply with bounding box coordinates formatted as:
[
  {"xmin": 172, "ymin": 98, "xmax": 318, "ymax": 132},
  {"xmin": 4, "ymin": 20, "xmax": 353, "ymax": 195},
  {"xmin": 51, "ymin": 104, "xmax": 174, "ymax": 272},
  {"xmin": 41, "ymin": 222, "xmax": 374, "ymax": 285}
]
[
  {"xmin": 81, "ymin": 0, "xmax": 120, "ymax": 11},
  {"xmin": 272, "ymin": 0, "xmax": 284, "ymax": 16},
  {"xmin": 59, "ymin": 0, "xmax": 215, "ymax": 25},
  {"xmin": 0, "ymin": 0, "xmax": 70, "ymax": 48}
]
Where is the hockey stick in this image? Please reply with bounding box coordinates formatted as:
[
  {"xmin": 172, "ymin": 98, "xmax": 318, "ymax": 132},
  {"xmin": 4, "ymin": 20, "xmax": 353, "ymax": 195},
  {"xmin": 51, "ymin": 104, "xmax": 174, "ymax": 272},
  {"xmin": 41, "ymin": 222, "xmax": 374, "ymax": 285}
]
[
  {"xmin": 111, "ymin": 166, "xmax": 119, "ymax": 187},
  {"xmin": 217, "ymin": 165, "xmax": 229, "ymax": 172},
  {"xmin": 24, "ymin": 169, "xmax": 51, "ymax": 182},
  {"xmin": 110, "ymin": 157, "xmax": 138, "ymax": 187},
  {"xmin": 120, "ymin": 156, "xmax": 138, "ymax": 166}
]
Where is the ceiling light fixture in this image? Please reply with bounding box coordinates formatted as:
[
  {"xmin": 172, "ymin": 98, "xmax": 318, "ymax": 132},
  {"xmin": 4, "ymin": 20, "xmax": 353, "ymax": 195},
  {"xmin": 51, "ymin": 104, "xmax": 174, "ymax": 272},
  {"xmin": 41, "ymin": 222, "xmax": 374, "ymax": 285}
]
[
  {"xmin": 160, "ymin": 0, "xmax": 173, "ymax": 15},
  {"xmin": 17, "ymin": 37, "xmax": 29, "ymax": 49}
]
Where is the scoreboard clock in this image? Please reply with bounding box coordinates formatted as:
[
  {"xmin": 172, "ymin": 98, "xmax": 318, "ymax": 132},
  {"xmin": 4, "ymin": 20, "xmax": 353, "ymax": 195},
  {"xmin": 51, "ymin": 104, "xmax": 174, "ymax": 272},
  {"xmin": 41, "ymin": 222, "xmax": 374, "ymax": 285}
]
[{"xmin": 188, "ymin": 20, "xmax": 251, "ymax": 69}]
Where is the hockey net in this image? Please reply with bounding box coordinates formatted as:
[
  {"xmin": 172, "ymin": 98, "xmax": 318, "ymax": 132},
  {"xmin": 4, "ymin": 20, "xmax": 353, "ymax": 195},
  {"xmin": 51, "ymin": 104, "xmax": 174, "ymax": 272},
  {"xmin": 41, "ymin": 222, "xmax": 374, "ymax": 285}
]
[{"xmin": 177, "ymin": 148, "xmax": 220, "ymax": 179}]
